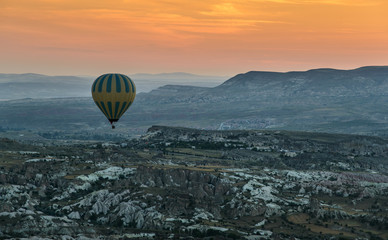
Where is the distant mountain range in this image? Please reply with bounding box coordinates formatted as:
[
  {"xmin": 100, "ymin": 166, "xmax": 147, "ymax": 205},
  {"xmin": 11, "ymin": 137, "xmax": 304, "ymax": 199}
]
[
  {"xmin": 1, "ymin": 66, "xmax": 388, "ymax": 139},
  {"xmin": 217, "ymin": 66, "xmax": 388, "ymax": 97},
  {"xmin": 131, "ymin": 66, "xmax": 388, "ymax": 135},
  {"xmin": 0, "ymin": 73, "xmax": 92, "ymax": 100},
  {"xmin": 0, "ymin": 72, "xmax": 227, "ymax": 100}
]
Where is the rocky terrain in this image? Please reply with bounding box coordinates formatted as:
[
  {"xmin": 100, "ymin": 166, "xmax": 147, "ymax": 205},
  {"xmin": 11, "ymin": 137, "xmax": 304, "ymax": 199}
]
[{"xmin": 1, "ymin": 126, "xmax": 388, "ymax": 239}]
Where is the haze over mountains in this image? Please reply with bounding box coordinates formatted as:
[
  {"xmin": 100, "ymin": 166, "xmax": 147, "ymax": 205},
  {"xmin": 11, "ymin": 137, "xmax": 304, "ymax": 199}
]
[
  {"xmin": 0, "ymin": 72, "xmax": 227, "ymax": 100},
  {"xmin": 1, "ymin": 66, "xmax": 388, "ymax": 140}
]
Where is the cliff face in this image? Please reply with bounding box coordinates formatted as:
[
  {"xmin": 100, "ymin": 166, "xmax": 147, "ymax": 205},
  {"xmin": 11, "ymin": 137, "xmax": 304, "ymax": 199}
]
[{"xmin": 133, "ymin": 166, "xmax": 232, "ymax": 217}]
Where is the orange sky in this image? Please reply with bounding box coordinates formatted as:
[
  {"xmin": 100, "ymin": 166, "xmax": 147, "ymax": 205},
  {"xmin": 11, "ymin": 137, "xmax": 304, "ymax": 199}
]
[{"xmin": 1, "ymin": 0, "xmax": 388, "ymax": 76}]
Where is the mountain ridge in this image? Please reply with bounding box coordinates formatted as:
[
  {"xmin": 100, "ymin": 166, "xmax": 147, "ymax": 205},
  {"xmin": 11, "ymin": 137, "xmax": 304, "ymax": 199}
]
[
  {"xmin": 1, "ymin": 66, "xmax": 388, "ymax": 138},
  {"xmin": 213, "ymin": 66, "xmax": 388, "ymax": 98},
  {"xmin": 221, "ymin": 66, "xmax": 388, "ymax": 85}
]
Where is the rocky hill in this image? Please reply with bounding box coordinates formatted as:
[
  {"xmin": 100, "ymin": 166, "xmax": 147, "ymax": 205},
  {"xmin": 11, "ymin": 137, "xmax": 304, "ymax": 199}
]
[
  {"xmin": 216, "ymin": 66, "xmax": 388, "ymax": 96},
  {"xmin": 0, "ymin": 127, "xmax": 387, "ymax": 239}
]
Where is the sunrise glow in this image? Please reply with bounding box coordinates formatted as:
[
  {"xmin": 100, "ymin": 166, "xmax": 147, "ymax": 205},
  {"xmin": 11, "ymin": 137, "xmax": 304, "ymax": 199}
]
[{"xmin": 1, "ymin": 0, "xmax": 387, "ymax": 75}]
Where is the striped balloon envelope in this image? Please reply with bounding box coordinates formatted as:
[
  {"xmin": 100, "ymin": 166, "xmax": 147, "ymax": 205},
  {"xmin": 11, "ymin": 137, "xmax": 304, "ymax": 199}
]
[{"xmin": 91, "ymin": 73, "xmax": 136, "ymax": 128}]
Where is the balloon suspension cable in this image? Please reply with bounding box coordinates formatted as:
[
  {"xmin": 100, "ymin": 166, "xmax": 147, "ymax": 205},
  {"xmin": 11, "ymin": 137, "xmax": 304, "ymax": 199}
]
[{"xmin": 109, "ymin": 120, "xmax": 116, "ymax": 129}]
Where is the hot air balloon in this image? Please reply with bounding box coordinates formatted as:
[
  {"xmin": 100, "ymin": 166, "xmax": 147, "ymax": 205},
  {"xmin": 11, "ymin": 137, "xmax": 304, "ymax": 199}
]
[{"xmin": 91, "ymin": 73, "xmax": 136, "ymax": 129}]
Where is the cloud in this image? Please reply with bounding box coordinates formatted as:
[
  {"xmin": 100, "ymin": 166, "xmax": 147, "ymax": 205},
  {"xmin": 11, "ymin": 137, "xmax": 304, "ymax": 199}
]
[
  {"xmin": 248, "ymin": 0, "xmax": 383, "ymax": 6},
  {"xmin": 200, "ymin": 3, "xmax": 242, "ymax": 16}
]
